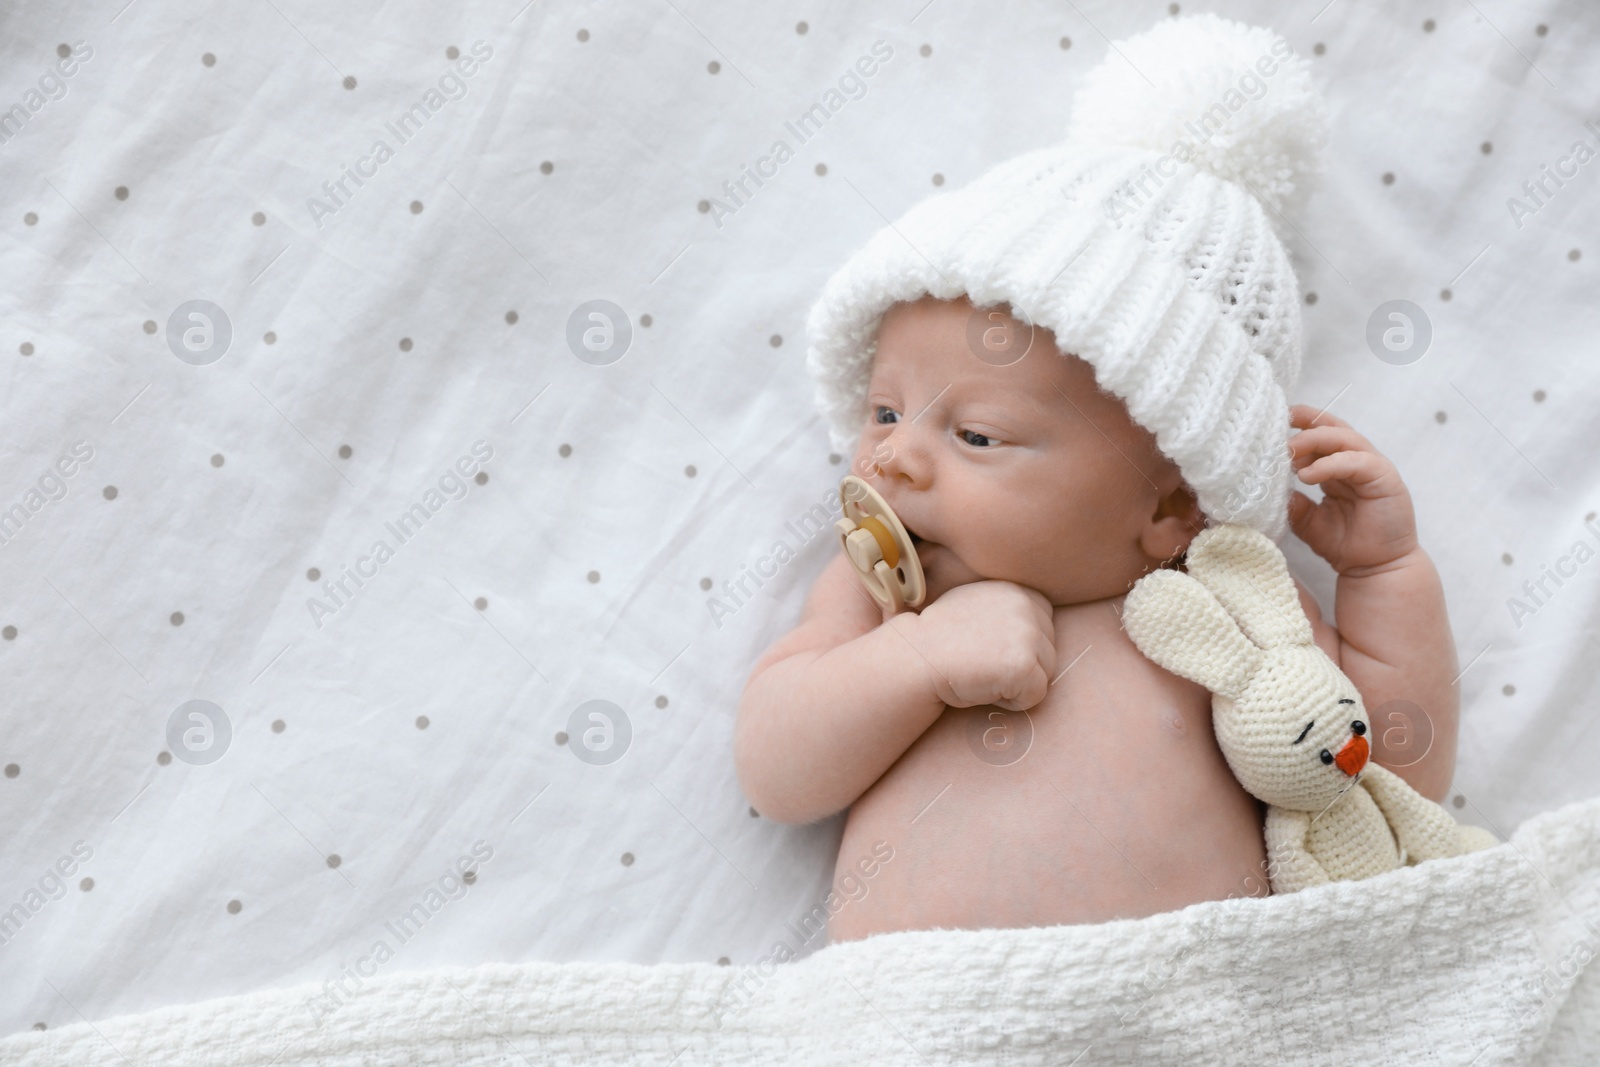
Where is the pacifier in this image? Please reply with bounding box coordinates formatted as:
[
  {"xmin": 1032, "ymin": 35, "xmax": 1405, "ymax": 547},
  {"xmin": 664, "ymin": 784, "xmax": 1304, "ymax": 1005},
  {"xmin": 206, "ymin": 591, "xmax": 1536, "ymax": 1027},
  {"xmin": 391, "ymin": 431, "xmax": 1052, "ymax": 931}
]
[{"xmin": 835, "ymin": 475, "xmax": 926, "ymax": 613}]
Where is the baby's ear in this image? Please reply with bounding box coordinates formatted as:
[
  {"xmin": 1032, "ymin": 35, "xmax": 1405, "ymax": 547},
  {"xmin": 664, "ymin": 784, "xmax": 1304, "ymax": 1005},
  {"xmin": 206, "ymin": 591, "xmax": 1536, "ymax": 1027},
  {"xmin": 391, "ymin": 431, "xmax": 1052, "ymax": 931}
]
[
  {"xmin": 1123, "ymin": 569, "xmax": 1262, "ymax": 699},
  {"xmin": 1182, "ymin": 525, "xmax": 1312, "ymax": 650}
]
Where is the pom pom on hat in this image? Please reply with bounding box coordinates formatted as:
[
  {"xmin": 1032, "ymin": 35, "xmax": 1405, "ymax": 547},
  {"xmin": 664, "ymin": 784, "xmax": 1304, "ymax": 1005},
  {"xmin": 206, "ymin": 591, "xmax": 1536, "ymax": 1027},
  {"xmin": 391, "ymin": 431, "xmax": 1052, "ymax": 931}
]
[{"xmin": 1067, "ymin": 13, "xmax": 1328, "ymax": 213}]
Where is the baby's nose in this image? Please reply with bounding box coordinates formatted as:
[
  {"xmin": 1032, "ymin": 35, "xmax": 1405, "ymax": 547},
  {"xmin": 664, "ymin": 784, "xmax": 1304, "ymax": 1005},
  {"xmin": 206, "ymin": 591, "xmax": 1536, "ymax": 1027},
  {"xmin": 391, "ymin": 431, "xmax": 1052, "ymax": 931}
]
[{"xmin": 1333, "ymin": 733, "xmax": 1369, "ymax": 777}]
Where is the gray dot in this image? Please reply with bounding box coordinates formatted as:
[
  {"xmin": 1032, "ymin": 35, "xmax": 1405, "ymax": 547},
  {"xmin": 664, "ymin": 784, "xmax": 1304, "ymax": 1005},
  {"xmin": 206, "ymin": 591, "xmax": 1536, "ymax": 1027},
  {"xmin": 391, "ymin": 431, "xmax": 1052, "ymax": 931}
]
[
  {"xmin": 103, "ymin": 486, "xmax": 118, "ymax": 500},
  {"xmin": 814, "ymin": 163, "xmax": 827, "ymax": 176},
  {"xmin": 540, "ymin": 161, "xmax": 553, "ymax": 175},
  {"xmin": 697, "ymin": 199, "xmax": 710, "ymax": 213},
  {"xmin": 919, "ymin": 44, "xmax": 931, "ymax": 57},
  {"xmin": 1305, "ymin": 292, "xmax": 1318, "ymax": 305},
  {"xmin": 577, "ymin": 28, "xmax": 589, "ymax": 41},
  {"xmin": 20, "ymin": 342, "xmax": 34, "ymax": 356},
  {"xmin": 271, "ymin": 719, "xmax": 285, "ymax": 733},
  {"xmin": 700, "ymin": 577, "xmax": 712, "ymax": 590},
  {"xmin": 1452, "ymin": 795, "xmax": 1465, "ymax": 809},
  {"xmin": 409, "ymin": 200, "xmax": 423, "ymax": 214},
  {"xmin": 475, "ymin": 471, "xmax": 488, "ymax": 485},
  {"xmin": 114, "ymin": 186, "xmax": 128, "ymax": 200},
  {"xmin": 227, "ymin": 899, "xmax": 241, "ymax": 914},
  {"xmin": 446, "ymin": 46, "xmax": 460, "ymax": 59},
  {"xmin": 717, "ymin": 956, "xmax": 730, "ymax": 966},
  {"xmin": 1313, "ymin": 42, "xmax": 1326, "ymax": 55},
  {"xmin": 558, "ymin": 443, "xmax": 572, "ymax": 457},
  {"xmin": 621, "ymin": 852, "xmax": 634, "ymax": 866},
  {"xmin": 31, "ymin": 1023, "xmax": 44, "ymax": 1031},
  {"xmin": 1059, "ymin": 36, "xmax": 1072, "ymax": 49},
  {"xmin": 79, "ymin": 877, "xmax": 93, "ymax": 891},
  {"xmin": 1536, "ymin": 23, "xmax": 1548, "ymax": 36},
  {"xmin": 143, "ymin": 320, "xmax": 157, "ymax": 334},
  {"xmin": 170, "ymin": 611, "xmax": 184, "ymax": 626},
  {"xmin": 157, "ymin": 751, "xmax": 171, "ymax": 765},
  {"xmin": 57, "ymin": 43, "xmax": 70, "ymax": 57},
  {"xmin": 263, "ymin": 331, "xmax": 277, "ymax": 344},
  {"xmin": 474, "ymin": 597, "xmax": 487, "ymax": 611},
  {"xmin": 307, "ymin": 568, "xmax": 321, "ymax": 581},
  {"xmin": 1423, "ymin": 19, "xmax": 1435, "ymax": 31},
  {"xmin": 1587, "ymin": 512, "xmax": 1597, "ymax": 523},
  {"xmin": 1435, "ymin": 411, "xmax": 1447, "ymax": 423},
  {"xmin": 640, "ymin": 314, "xmax": 653, "ymax": 327},
  {"xmin": 505, "ymin": 310, "xmax": 518, "ymax": 324},
  {"xmin": 1382, "ymin": 172, "xmax": 1395, "ymax": 185},
  {"xmin": 399, "ymin": 337, "xmax": 413, "ymax": 351},
  {"xmin": 1168, "ymin": 2, "xmax": 1179, "ymax": 12},
  {"xmin": 770, "ymin": 334, "xmax": 783, "ymax": 347},
  {"xmin": 1503, "ymin": 684, "xmax": 1515, "ymax": 696},
  {"xmin": 655, "ymin": 695, "xmax": 668, "ymax": 708},
  {"xmin": 555, "ymin": 731, "xmax": 568, "ymax": 745},
  {"xmin": 416, "ymin": 715, "xmax": 429, "ymax": 729},
  {"xmin": 932, "ymin": 173, "xmax": 944, "ymax": 186},
  {"xmin": 24, "ymin": 212, "xmax": 38, "ymax": 225},
  {"xmin": 1502, "ymin": 553, "xmax": 1514, "ymax": 565},
  {"xmin": 1440, "ymin": 288, "xmax": 1452, "ymax": 301},
  {"xmin": 1534, "ymin": 389, "xmax": 1547, "ymax": 402},
  {"xmin": 343, "ymin": 75, "xmax": 357, "ymax": 90},
  {"xmin": 3, "ymin": 764, "xmax": 17, "ymax": 778},
  {"xmin": 1481, "ymin": 141, "xmax": 1493, "ymax": 154},
  {"xmin": 1569, "ymin": 249, "xmax": 1581, "ymax": 261},
  {"xmin": 587, "ymin": 570, "xmax": 600, "ymax": 583},
  {"xmin": 326, "ymin": 854, "xmax": 341, "ymax": 869},
  {"xmin": 749, "ymin": 806, "xmax": 758, "ymax": 817},
  {"xmin": 685, "ymin": 464, "xmax": 697, "ymax": 478},
  {"xmin": 210, "ymin": 453, "xmax": 224, "ymax": 467},
  {"xmin": 462, "ymin": 869, "xmax": 476, "ymax": 884},
  {"xmin": 338, "ymin": 444, "xmax": 352, "ymax": 459},
  {"xmin": 1, "ymin": 626, "xmax": 14, "ymax": 639},
  {"xmin": 707, "ymin": 60, "xmax": 721, "ymax": 74},
  {"xmin": 828, "ymin": 452, "xmax": 841, "ymax": 465},
  {"xmin": 252, "ymin": 211, "xmax": 265, "ymax": 225},
  {"xmin": 202, "ymin": 53, "xmax": 216, "ymax": 67}
]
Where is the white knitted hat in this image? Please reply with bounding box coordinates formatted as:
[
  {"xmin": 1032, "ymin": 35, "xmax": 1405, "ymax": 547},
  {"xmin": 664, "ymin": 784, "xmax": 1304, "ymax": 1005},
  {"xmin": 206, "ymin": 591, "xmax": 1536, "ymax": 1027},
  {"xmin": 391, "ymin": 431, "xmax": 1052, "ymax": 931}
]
[{"xmin": 805, "ymin": 14, "xmax": 1330, "ymax": 536}]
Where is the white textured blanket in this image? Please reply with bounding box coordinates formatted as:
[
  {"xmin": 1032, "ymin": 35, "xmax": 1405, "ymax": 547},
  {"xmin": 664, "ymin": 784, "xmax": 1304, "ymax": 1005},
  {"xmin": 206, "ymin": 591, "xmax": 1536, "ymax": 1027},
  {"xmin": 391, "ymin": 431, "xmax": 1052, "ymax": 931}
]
[{"xmin": 9, "ymin": 797, "xmax": 1598, "ymax": 1066}]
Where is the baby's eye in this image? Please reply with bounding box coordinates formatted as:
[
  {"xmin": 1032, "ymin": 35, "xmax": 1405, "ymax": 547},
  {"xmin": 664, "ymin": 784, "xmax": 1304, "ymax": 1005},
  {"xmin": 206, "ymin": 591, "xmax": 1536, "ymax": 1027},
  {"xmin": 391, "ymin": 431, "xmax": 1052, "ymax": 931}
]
[
  {"xmin": 874, "ymin": 406, "xmax": 900, "ymax": 425},
  {"xmin": 959, "ymin": 430, "xmax": 994, "ymax": 447}
]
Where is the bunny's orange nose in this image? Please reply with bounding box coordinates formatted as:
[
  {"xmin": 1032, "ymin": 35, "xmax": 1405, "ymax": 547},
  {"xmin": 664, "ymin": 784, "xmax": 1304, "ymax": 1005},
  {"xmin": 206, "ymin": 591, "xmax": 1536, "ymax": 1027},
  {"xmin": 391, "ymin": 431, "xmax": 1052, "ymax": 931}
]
[{"xmin": 1334, "ymin": 733, "xmax": 1369, "ymax": 777}]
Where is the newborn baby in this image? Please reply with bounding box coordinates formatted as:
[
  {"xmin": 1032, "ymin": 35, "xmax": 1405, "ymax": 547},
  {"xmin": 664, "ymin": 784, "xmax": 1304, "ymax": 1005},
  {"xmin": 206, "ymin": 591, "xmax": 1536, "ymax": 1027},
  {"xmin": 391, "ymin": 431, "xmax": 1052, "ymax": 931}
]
[
  {"xmin": 734, "ymin": 14, "xmax": 1463, "ymax": 940},
  {"xmin": 735, "ymin": 296, "xmax": 1460, "ymax": 939}
]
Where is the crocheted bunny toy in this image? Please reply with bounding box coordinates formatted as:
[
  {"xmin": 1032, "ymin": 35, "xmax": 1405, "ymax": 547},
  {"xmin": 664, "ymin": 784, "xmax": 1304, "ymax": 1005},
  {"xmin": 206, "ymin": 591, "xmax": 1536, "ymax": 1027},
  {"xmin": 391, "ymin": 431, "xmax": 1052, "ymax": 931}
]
[{"xmin": 1123, "ymin": 523, "xmax": 1498, "ymax": 894}]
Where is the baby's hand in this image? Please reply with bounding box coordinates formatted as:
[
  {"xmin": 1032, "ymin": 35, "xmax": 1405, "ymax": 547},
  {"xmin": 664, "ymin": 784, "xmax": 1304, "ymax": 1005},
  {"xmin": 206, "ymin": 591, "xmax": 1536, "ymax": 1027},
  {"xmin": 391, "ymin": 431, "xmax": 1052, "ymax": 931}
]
[
  {"xmin": 902, "ymin": 580, "xmax": 1055, "ymax": 711},
  {"xmin": 1287, "ymin": 405, "xmax": 1419, "ymax": 574}
]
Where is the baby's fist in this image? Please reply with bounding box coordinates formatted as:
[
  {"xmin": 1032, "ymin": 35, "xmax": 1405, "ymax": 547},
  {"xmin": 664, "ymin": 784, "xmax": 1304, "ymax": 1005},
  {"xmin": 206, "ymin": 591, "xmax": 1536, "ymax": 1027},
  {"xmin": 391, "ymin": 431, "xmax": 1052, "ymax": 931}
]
[{"xmin": 903, "ymin": 580, "xmax": 1056, "ymax": 711}]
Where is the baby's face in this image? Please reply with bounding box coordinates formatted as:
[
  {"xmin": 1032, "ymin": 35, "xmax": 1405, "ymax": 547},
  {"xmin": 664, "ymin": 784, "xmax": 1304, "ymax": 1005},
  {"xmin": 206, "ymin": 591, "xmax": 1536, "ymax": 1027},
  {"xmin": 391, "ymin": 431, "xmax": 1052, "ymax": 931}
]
[{"xmin": 851, "ymin": 296, "xmax": 1199, "ymax": 607}]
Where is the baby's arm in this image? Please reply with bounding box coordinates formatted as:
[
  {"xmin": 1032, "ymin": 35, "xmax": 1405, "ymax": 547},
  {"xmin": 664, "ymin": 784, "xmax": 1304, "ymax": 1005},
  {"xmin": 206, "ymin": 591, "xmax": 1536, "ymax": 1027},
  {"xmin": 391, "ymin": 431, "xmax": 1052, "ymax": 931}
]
[
  {"xmin": 1287, "ymin": 406, "xmax": 1459, "ymax": 802},
  {"xmin": 735, "ymin": 552, "xmax": 1055, "ymax": 824}
]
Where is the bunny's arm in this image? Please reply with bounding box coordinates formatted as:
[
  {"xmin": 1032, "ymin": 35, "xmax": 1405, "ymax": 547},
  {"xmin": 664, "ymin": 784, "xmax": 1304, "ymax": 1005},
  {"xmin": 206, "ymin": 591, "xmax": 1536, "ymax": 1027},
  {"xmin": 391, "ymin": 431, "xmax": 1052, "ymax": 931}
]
[
  {"xmin": 1360, "ymin": 764, "xmax": 1497, "ymax": 862},
  {"xmin": 1263, "ymin": 807, "xmax": 1332, "ymax": 894}
]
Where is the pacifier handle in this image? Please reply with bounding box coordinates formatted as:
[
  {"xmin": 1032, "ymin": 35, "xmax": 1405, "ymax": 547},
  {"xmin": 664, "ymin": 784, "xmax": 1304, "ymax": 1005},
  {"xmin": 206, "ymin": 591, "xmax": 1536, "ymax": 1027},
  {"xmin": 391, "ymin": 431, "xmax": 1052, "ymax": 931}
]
[{"xmin": 835, "ymin": 475, "xmax": 926, "ymax": 613}]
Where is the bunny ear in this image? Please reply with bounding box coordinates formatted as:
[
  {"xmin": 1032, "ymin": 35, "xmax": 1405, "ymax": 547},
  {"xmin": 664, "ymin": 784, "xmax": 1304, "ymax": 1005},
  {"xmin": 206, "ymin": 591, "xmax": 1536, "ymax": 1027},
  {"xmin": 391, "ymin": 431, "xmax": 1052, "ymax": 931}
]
[
  {"xmin": 1182, "ymin": 524, "xmax": 1312, "ymax": 650},
  {"xmin": 1123, "ymin": 569, "xmax": 1263, "ymax": 699}
]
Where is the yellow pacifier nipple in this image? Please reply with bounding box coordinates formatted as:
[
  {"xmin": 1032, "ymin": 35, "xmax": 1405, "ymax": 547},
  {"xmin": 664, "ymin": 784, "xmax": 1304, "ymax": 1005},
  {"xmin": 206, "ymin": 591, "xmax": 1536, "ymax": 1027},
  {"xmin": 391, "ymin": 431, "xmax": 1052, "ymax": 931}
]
[{"xmin": 835, "ymin": 475, "xmax": 926, "ymax": 612}]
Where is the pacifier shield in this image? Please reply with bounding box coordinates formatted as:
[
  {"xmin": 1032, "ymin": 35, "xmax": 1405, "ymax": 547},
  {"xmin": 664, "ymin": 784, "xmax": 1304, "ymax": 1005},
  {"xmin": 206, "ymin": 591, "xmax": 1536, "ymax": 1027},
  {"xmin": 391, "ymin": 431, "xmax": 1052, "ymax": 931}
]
[{"xmin": 835, "ymin": 475, "xmax": 925, "ymax": 612}]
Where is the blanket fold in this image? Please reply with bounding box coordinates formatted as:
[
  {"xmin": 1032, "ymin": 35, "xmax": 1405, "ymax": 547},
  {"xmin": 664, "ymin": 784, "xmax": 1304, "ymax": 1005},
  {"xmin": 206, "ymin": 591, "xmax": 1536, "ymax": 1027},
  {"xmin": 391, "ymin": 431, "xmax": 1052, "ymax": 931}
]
[{"xmin": 10, "ymin": 797, "xmax": 1599, "ymax": 1066}]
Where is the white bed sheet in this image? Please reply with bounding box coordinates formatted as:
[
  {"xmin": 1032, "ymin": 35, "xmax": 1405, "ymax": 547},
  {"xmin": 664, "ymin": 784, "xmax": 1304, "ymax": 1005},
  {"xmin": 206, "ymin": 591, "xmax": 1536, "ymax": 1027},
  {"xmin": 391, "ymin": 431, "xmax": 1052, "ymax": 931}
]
[{"xmin": 1, "ymin": 0, "xmax": 1597, "ymax": 1036}]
